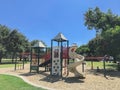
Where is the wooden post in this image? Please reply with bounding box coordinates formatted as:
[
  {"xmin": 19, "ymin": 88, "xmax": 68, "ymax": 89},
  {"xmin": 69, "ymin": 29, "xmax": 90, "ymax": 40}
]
[
  {"xmin": 91, "ymin": 61, "xmax": 93, "ymax": 70},
  {"xmin": 103, "ymin": 55, "xmax": 106, "ymax": 77},
  {"xmin": 14, "ymin": 57, "xmax": 17, "ymax": 70},
  {"xmin": 23, "ymin": 58, "xmax": 24, "ymax": 69}
]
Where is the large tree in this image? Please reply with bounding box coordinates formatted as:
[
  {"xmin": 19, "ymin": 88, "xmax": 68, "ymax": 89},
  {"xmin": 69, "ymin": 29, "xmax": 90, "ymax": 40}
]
[
  {"xmin": 84, "ymin": 7, "xmax": 120, "ymax": 35},
  {"xmin": 0, "ymin": 25, "xmax": 10, "ymax": 63},
  {"xmin": 84, "ymin": 7, "xmax": 120, "ymax": 61},
  {"xmin": 6, "ymin": 30, "xmax": 29, "ymax": 62},
  {"xmin": 102, "ymin": 26, "xmax": 120, "ymax": 60},
  {"xmin": 76, "ymin": 45, "xmax": 90, "ymax": 56}
]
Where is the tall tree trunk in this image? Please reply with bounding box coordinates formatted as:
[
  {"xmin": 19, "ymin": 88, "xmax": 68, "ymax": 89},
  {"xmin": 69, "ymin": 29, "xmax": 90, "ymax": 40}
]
[
  {"xmin": 0, "ymin": 57, "xmax": 2, "ymax": 64},
  {"xmin": 0, "ymin": 52, "xmax": 3, "ymax": 64}
]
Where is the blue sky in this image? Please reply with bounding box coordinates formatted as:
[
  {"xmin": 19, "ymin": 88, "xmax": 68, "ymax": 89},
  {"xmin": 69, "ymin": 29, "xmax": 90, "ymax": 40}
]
[{"xmin": 0, "ymin": 0, "xmax": 120, "ymax": 46}]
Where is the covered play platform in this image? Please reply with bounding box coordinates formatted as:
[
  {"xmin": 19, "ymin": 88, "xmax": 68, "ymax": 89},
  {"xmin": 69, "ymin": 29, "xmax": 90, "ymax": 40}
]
[{"xmin": 29, "ymin": 32, "xmax": 85, "ymax": 78}]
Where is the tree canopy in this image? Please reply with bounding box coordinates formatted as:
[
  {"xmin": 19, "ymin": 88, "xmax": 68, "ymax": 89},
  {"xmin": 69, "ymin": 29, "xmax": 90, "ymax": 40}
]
[
  {"xmin": 0, "ymin": 25, "xmax": 10, "ymax": 63},
  {"xmin": 83, "ymin": 7, "xmax": 120, "ymax": 61},
  {"xmin": 84, "ymin": 7, "xmax": 120, "ymax": 35},
  {"xmin": 0, "ymin": 25, "xmax": 29, "ymax": 63},
  {"xmin": 0, "ymin": 24, "xmax": 48, "ymax": 63}
]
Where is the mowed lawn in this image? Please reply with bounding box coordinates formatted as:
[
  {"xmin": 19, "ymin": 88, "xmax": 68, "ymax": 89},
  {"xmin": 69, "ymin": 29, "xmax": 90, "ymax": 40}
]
[
  {"xmin": 0, "ymin": 58, "xmax": 30, "ymax": 68},
  {"xmin": 86, "ymin": 61, "xmax": 117, "ymax": 70},
  {"xmin": 0, "ymin": 64, "xmax": 15, "ymax": 68},
  {"xmin": 0, "ymin": 74, "xmax": 46, "ymax": 90},
  {"xmin": 0, "ymin": 59, "xmax": 46, "ymax": 90}
]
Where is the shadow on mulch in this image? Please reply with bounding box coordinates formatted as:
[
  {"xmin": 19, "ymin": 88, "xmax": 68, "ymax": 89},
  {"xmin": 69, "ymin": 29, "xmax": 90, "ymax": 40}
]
[
  {"xmin": 86, "ymin": 69, "xmax": 120, "ymax": 78},
  {"xmin": 39, "ymin": 75, "xmax": 62, "ymax": 83},
  {"xmin": 39, "ymin": 73, "xmax": 85, "ymax": 83},
  {"xmin": 19, "ymin": 72, "xmax": 37, "ymax": 76},
  {"xmin": 38, "ymin": 71, "xmax": 50, "ymax": 77},
  {"xmin": 19, "ymin": 70, "xmax": 50, "ymax": 77},
  {"xmin": 63, "ymin": 77, "xmax": 85, "ymax": 83},
  {"xmin": 19, "ymin": 71, "xmax": 85, "ymax": 83}
]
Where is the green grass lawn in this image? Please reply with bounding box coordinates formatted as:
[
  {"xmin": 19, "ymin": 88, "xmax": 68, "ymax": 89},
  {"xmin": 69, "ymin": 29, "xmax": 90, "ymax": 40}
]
[
  {"xmin": 1, "ymin": 59, "xmax": 13, "ymax": 63},
  {"xmin": 86, "ymin": 61, "xmax": 117, "ymax": 70},
  {"xmin": 0, "ymin": 63, "xmax": 29, "ymax": 68},
  {"xmin": 0, "ymin": 64, "xmax": 15, "ymax": 68},
  {"xmin": 0, "ymin": 74, "xmax": 46, "ymax": 90},
  {"xmin": 0, "ymin": 58, "xmax": 30, "ymax": 68},
  {"xmin": 1, "ymin": 58, "xmax": 30, "ymax": 63}
]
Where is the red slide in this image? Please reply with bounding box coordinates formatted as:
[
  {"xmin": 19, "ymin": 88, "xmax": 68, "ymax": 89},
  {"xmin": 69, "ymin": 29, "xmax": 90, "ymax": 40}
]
[{"xmin": 39, "ymin": 53, "xmax": 51, "ymax": 67}]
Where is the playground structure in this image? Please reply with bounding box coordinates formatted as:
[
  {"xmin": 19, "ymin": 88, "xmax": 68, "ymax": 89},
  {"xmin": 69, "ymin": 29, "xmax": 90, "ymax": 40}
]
[
  {"xmin": 6, "ymin": 32, "xmax": 119, "ymax": 90},
  {"xmin": 51, "ymin": 32, "xmax": 69, "ymax": 77},
  {"xmin": 29, "ymin": 33, "xmax": 85, "ymax": 78},
  {"xmin": 14, "ymin": 32, "xmax": 117, "ymax": 78},
  {"xmin": 30, "ymin": 41, "xmax": 46, "ymax": 73}
]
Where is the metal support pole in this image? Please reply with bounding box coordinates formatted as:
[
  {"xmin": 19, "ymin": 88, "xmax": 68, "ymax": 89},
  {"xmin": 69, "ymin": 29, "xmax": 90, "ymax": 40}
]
[
  {"xmin": 50, "ymin": 40, "xmax": 53, "ymax": 75},
  {"xmin": 61, "ymin": 41, "xmax": 63, "ymax": 77},
  {"xmin": 30, "ymin": 47, "xmax": 32, "ymax": 73},
  {"xmin": 38, "ymin": 47, "xmax": 40, "ymax": 73},
  {"xmin": 67, "ymin": 40, "xmax": 69, "ymax": 64}
]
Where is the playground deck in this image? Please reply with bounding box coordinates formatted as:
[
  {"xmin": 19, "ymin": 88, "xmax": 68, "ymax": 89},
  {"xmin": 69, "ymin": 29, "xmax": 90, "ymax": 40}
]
[{"xmin": 0, "ymin": 64, "xmax": 120, "ymax": 90}]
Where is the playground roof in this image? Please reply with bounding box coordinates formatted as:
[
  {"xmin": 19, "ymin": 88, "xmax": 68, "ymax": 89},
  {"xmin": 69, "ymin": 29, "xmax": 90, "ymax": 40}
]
[
  {"xmin": 52, "ymin": 32, "xmax": 68, "ymax": 42},
  {"xmin": 33, "ymin": 41, "xmax": 46, "ymax": 48}
]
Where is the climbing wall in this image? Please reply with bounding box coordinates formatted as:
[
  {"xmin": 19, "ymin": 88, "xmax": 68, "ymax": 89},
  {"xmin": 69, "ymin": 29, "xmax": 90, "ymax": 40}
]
[{"xmin": 52, "ymin": 46, "xmax": 61, "ymax": 76}]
